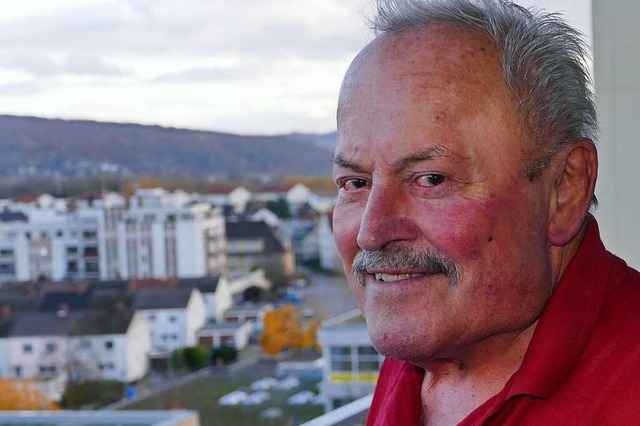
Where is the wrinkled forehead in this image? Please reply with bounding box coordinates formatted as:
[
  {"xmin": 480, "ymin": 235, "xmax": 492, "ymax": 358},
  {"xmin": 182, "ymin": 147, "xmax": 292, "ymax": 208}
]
[{"xmin": 337, "ymin": 23, "xmax": 510, "ymax": 128}]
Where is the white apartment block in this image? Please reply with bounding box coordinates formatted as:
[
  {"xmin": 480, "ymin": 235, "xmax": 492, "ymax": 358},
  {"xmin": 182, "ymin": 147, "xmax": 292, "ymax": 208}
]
[
  {"xmin": 0, "ymin": 209, "xmax": 106, "ymax": 283},
  {"xmin": 0, "ymin": 188, "xmax": 227, "ymax": 283},
  {"xmin": 318, "ymin": 310, "xmax": 383, "ymax": 411}
]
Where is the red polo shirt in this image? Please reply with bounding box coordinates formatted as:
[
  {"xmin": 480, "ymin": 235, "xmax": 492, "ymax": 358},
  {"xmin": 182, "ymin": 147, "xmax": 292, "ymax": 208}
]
[{"xmin": 366, "ymin": 217, "xmax": 640, "ymax": 425}]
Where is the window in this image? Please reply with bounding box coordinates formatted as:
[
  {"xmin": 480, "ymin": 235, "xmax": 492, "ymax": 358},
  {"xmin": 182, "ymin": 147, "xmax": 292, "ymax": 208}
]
[
  {"xmin": 169, "ymin": 315, "xmax": 176, "ymax": 323},
  {"xmin": 356, "ymin": 345, "xmax": 381, "ymax": 372},
  {"xmin": 99, "ymin": 363, "xmax": 114, "ymax": 371},
  {"xmin": 56, "ymin": 230, "xmax": 63, "ymax": 238},
  {"xmin": 357, "ymin": 346, "xmax": 379, "ymax": 356},
  {"xmin": 39, "ymin": 365, "xmax": 57, "ymax": 376},
  {"xmin": 83, "ymin": 230, "xmax": 97, "ymax": 239},
  {"xmin": 0, "ymin": 249, "xmax": 13, "ymax": 257},
  {"xmin": 85, "ymin": 261, "xmax": 99, "ymax": 272},
  {"xmin": 22, "ymin": 343, "xmax": 33, "ymax": 354},
  {"xmin": 13, "ymin": 366, "xmax": 22, "ymax": 377},
  {"xmin": 67, "ymin": 261, "xmax": 78, "ymax": 273},
  {"xmin": 66, "ymin": 246, "xmax": 78, "ymax": 255},
  {"xmin": 358, "ymin": 359, "xmax": 381, "ymax": 372},
  {"xmin": 0, "ymin": 263, "xmax": 15, "ymax": 274},
  {"xmin": 330, "ymin": 346, "xmax": 351, "ymax": 356},
  {"xmin": 148, "ymin": 314, "xmax": 156, "ymax": 321},
  {"xmin": 45, "ymin": 342, "xmax": 56, "ymax": 353},
  {"xmin": 104, "ymin": 340, "xmax": 114, "ymax": 350},
  {"xmin": 83, "ymin": 246, "xmax": 99, "ymax": 257},
  {"xmin": 81, "ymin": 339, "xmax": 92, "ymax": 350},
  {"xmin": 330, "ymin": 345, "xmax": 352, "ymax": 372},
  {"xmin": 331, "ymin": 359, "xmax": 352, "ymax": 372}
]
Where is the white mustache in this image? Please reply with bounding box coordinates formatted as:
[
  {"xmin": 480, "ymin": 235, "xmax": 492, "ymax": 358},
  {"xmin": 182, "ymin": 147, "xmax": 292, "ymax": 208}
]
[{"xmin": 352, "ymin": 248, "xmax": 459, "ymax": 287}]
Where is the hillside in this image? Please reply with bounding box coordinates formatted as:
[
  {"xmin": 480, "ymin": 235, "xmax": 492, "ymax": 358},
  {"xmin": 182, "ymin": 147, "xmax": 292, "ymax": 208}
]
[{"xmin": 0, "ymin": 115, "xmax": 337, "ymax": 179}]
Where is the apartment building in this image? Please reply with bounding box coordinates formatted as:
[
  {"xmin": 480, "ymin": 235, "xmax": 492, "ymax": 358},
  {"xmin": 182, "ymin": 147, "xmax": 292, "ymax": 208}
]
[
  {"xmin": 0, "ymin": 209, "xmax": 106, "ymax": 283},
  {"xmin": 318, "ymin": 310, "xmax": 383, "ymax": 411},
  {"xmin": 114, "ymin": 191, "xmax": 226, "ymax": 280},
  {"xmin": 0, "ymin": 188, "xmax": 227, "ymax": 283}
]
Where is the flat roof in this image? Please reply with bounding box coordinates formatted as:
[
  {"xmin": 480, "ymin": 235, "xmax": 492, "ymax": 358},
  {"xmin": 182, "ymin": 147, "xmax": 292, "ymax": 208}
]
[{"xmin": 0, "ymin": 410, "xmax": 199, "ymax": 426}]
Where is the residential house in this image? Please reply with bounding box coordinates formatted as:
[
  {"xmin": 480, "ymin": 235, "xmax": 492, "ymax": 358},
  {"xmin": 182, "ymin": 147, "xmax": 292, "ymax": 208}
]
[
  {"xmin": 223, "ymin": 302, "xmax": 273, "ymax": 339},
  {"xmin": 6, "ymin": 310, "xmax": 78, "ymax": 379},
  {"xmin": 133, "ymin": 288, "xmax": 206, "ymax": 354},
  {"xmin": 318, "ymin": 211, "xmax": 343, "ymax": 273},
  {"xmin": 177, "ymin": 276, "xmax": 233, "ymax": 323},
  {"xmin": 196, "ymin": 320, "xmax": 253, "ymax": 351},
  {"xmin": 67, "ymin": 308, "xmax": 150, "ymax": 383},
  {"xmin": 225, "ymin": 220, "xmax": 294, "ymax": 287},
  {"xmin": 75, "ymin": 191, "xmax": 126, "ymax": 210},
  {"xmin": 2, "ymin": 305, "xmax": 150, "ymax": 384}
]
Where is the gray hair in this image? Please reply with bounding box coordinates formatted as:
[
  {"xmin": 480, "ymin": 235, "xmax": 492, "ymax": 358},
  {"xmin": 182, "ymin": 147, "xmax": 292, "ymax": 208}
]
[{"xmin": 371, "ymin": 0, "xmax": 597, "ymax": 180}]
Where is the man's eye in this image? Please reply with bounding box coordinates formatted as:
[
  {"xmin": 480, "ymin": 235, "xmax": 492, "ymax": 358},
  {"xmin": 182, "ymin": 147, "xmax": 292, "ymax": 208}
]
[
  {"xmin": 416, "ymin": 174, "xmax": 446, "ymax": 187},
  {"xmin": 341, "ymin": 178, "xmax": 369, "ymax": 191}
]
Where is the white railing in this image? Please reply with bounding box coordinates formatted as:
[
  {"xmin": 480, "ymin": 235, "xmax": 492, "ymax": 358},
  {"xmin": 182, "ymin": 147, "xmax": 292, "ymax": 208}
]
[{"xmin": 299, "ymin": 393, "xmax": 373, "ymax": 426}]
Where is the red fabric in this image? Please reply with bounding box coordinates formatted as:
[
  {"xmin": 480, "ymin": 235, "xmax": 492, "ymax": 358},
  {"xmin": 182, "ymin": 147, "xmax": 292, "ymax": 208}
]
[{"xmin": 367, "ymin": 217, "xmax": 640, "ymax": 425}]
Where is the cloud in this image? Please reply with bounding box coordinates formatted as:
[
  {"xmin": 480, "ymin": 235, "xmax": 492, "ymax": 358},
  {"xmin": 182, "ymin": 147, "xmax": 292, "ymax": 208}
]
[
  {"xmin": 0, "ymin": 0, "xmax": 372, "ymax": 60},
  {"xmin": 0, "ymin": 52, "xmax": 133, "ymax": 77},
  {"xmin": 151, "ymin": 65, "xmax": 254, "ymax": 84},
  {"xmin": 0, "ymin": 81, "xmax": 48, "ymax": 96},
  {"xmin": 0, "ymin": 0, "xmax": 375, "ymax": 133}
]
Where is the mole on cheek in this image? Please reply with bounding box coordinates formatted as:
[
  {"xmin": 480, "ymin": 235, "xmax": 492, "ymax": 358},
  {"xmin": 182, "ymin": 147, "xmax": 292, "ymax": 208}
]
[{"xmin": 487, "ymin": 236, "xmax": 494, "ymax": 242}]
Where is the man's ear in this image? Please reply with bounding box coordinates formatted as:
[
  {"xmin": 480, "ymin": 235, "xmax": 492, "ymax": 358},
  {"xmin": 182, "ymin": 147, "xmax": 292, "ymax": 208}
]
[{"xmin": 548, "ymin": 139, "xmax": 598, "ymax": 246}]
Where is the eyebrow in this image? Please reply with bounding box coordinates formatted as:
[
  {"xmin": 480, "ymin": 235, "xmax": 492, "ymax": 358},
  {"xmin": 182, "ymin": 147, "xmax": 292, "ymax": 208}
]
[
  {"xmin": 390, "ymin": 146, "xmax": 457, "ymax": 171},
  {"xmin": 332, "ymin": 154, "xmax": 368, "ymax": 173},
  {"xmin": 333, "ymin": 145, "xmax": 468, "ymax": 174}
]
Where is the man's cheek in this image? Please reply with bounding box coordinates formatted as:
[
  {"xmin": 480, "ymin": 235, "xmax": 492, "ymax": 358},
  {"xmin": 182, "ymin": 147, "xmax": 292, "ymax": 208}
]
[{"xmin": 426, "ymin": 202, "xmax": 498, "ymax": 259}]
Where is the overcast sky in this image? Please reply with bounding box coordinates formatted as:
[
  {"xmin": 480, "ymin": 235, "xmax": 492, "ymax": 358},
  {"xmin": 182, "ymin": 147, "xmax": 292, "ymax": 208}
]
[{"xmin": 0, "ymin": 0, "xmax": 590, "ymax": 135}]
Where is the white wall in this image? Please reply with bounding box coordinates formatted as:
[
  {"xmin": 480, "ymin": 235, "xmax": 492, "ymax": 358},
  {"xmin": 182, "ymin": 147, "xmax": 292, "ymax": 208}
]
[
  {"xmin": 176, "ymin": 220, "xmax": 206, "ymax": 278},
  {"xmin": 185, "ymin": 290, "xmax": 207, "ymax": 347},
  {"xmin": 8, "ymin": 336, "xmax": 68, "ymax": 378},
  {"xmin": 592, "ymin": 0, "xmax": 640, "ymax": 269}
]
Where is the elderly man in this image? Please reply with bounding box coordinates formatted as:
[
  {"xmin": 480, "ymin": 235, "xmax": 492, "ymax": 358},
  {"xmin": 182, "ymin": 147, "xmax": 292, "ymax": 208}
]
[{"xmin": 332, "ymin": 0, "xmax": 640, "ymax": 424}]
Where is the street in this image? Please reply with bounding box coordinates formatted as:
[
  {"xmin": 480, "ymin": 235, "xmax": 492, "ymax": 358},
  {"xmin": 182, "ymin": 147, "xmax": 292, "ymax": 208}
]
[{"xmin": 296, "ymin": 269, "xmax": 358, "ymax": 320}]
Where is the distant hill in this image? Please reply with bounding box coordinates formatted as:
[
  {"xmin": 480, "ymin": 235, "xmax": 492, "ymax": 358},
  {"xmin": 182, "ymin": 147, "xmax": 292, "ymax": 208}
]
[{"xmin": 0, "ymin": 115, "xmax": 337, "ymax": 179}]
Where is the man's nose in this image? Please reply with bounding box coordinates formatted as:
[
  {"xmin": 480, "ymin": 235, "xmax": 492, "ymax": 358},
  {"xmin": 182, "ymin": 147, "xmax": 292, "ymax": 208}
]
[{"xmin": 356, "ymin": 184, "xmax": 418, "ymax": 252}]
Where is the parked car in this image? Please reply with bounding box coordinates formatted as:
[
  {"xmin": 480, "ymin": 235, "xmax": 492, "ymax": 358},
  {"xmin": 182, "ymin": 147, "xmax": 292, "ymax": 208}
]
[
  {"xmin": 251, "ymin": 377, "xmax": 278, "ymax": 391},
  {"xmin": 275, "ymin": 376, "xmax": 300, "ymax": 391},
  {"xmin": 242, "ymin": 391, "xmax": 270, "ymax": 405},
  {"xmin": 218, "ymin": 390, "xmax": 248, "ymax": 406},
  {"xmin": 287, "ymin": 390, "xmax": 315, "ymax": 405},
  {"xmin": 260, "ymin": 407, "xmax": 284, "ymax": 420}
]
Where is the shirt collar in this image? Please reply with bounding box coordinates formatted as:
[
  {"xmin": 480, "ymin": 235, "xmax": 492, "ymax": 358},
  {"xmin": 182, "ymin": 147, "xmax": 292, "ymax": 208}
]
[{"xmin": 508, "ymin": 215, "xmax": 610, "ymax": 398}]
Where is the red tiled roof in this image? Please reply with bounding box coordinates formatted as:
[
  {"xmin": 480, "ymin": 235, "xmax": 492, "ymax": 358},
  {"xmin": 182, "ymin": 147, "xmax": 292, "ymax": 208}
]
[{"xmin": 12, "ymin": 193, "xmax": 43, "ymax": 203}]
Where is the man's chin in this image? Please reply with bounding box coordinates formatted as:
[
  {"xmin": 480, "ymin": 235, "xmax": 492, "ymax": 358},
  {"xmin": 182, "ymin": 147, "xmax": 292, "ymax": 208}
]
[{"xmin": 368, "ymin": 327, "xmax": 437, "ymax": 364}]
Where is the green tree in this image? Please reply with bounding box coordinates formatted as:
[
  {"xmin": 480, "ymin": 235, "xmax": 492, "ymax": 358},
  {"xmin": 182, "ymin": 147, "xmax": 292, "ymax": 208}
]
[
  {"xmin": 183, "ymin": 346, "xmax": 208, "ymax": 370},
  {"xmin": 61, "ymin": 380, "xmax": 125, "ymax": 409},
  {"xmin": 266, "ymin": 197, "xmax": 292, "ymax": 218}
]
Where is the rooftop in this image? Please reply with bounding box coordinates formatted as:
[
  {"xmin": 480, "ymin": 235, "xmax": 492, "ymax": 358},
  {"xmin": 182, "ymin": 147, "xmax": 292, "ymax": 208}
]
[
  {"xmin": 0, "ymin": 410, "xmax": 199, "ymax": 426},
  {"xmin": 134, "ymin": 288, "xmax": 195, "ymax": 310}
]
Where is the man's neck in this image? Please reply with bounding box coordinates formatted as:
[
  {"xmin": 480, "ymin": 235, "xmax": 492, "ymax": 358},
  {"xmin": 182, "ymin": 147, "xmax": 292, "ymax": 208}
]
[{"xmin": 420, "ymin": 321, "xmax": 538, "ymax": 426}]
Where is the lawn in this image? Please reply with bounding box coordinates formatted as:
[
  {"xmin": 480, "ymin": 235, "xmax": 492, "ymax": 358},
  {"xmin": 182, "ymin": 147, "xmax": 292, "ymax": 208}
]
[{"xmin": 120, "ymin": 375, "xmax": 325, "ymax": 426}]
